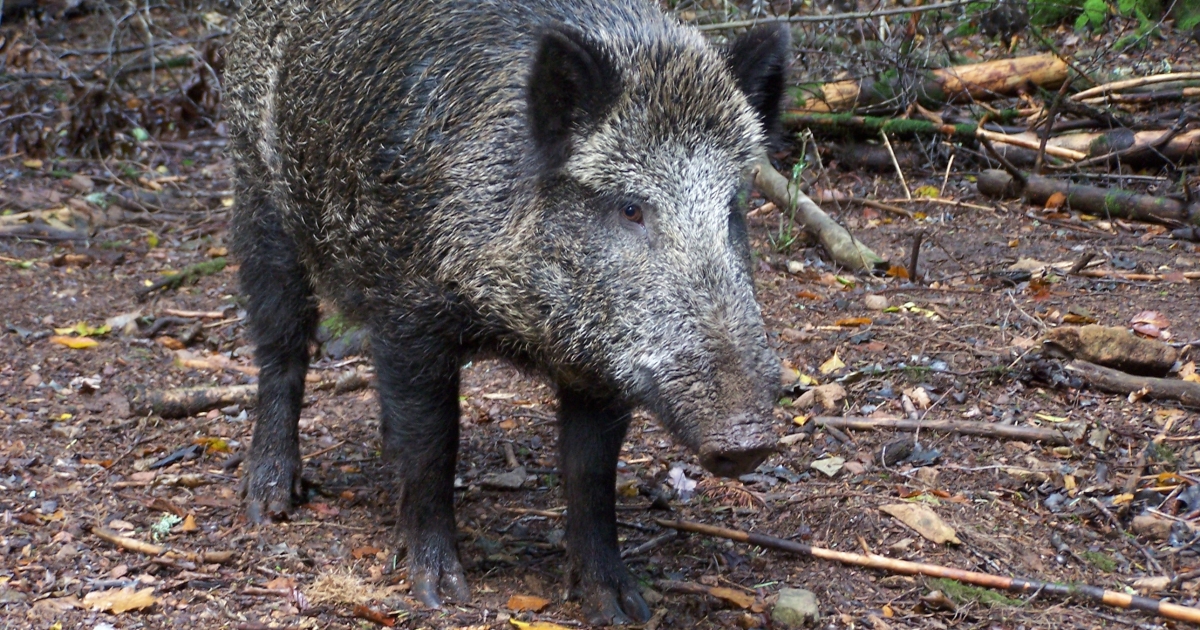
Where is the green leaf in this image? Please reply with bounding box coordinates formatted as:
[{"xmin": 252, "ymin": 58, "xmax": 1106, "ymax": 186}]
[
  {"xmin": 1075, "ymin": 12, "xmax": 1090, "ymax": 29},
  {"xmin": 131, "ymin": 127, "xmax": 150, "ymax": 142},
  {"xmin": 1178, "ymin": 0, "xmax": 1200, "ymax": 29},
  {"xmin": 1083, "ymin": 0, "xmax": 1109, "ymax": 26}
]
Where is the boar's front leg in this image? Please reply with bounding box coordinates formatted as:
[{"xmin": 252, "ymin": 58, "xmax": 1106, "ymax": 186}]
[
  {"xmin": 235, "ymin": 190, "xmax": 318, "ymax": 523},
  {"xmin": 558, "ymin": 390, "xmax": 652, "ymax": 625},
  {"xmin": 374, "ymin": 336, "xmax": 470, "ymax": 608}
]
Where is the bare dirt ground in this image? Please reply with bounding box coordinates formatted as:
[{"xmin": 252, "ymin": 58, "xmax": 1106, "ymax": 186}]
[{"xmin": 2, "ymin": 1, "xmax": 1200, "ymax": 629}]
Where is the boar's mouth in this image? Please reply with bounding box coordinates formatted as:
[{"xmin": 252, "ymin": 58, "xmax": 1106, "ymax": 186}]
[{"xmin": 696, "ymin": 412, "xmax": 776, "ymax": 478}]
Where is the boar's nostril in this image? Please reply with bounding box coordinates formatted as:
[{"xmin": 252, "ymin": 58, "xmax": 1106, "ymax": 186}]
[{"xmin": 700, "ymin": 446, "xmax": 773, "ymax": 478}]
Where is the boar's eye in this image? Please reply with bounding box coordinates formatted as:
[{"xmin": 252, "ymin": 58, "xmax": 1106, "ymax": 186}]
[{"xmin": 621, "ymin": 203, "xmax": 644, "ymax": 225}]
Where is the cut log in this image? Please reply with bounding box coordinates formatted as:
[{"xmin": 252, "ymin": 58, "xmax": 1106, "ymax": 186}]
[
  {"xmin": 791, "ymin": 54, "xmax": 1068, "ymax": 113},
  {"xmin": 1066, "ymin": 360, "xmax": 1200, "ymax": 407},
  {"xmin": 977, "ymin": 169, "xmax": 1200, "ymax": 227}
]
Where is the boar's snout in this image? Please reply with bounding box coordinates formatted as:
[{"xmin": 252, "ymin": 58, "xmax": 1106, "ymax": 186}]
[{"xmin": 698, "ymin": 413, "xmax": 776, "ymax": 478}]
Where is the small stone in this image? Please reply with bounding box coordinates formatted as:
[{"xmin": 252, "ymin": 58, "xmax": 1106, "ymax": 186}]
[
  {"xmin": 772, "ymin": 588, "xmax": 819, "ymax": 628},
  {"xmin": 786, "ymin": 260, "xmax": 804, "ymax": 274},
  {"xmin": 641, "ymin": 586, "xmax": 663, "ymax": 606},
  {"xmin": 1132, "ymin": 576, "xmax": 1171, "ymax": 593},
  {"xmin": 913, "ymin": 466, "xmax": 939, "ymax": 486},
  {"xmin": 1132, "ymin": 513, "xmax": 1175, "ymax": 541},
  {"xmin": 864, "ymin": 294, "xmax": 889, "ymax": 310},
  {"xmin": 480, "ymin": 466, "xmax": 527, "ymax": 490},
  {"xmin": 67, "ymin": 174, "xmax": 95, "ymax": 193},
  {"xmin": 0, "ymin": 589, "xmax": 28, "ymax": 604}
]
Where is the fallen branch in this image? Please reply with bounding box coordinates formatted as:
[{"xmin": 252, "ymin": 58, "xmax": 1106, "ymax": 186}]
[
  {"xmin": 998, "ymin": 129, "xmax": 1200, "ymax": 166},
  {"xmin": 91, "ymin": 526, "xmax": 235, "ymax": 564},
  {"xmin": 752, "ymin": 155, "xmax": 888, "ymax": 273},
  {"xmin": 977, "ymin": 169, "xmax": 1200, "ymax": 227},
  {"xmin": 1079, "ymin": 87, "xmax": 1200, "ymax": 106},
  {"xmin": 696, "ymin": 0, "xmax": 975, "ymax": 30},
  {"xmin": 127, "ymin": 372, "xmax": 373, "ymax": 418},
  {"xmin": 785, "ymin": 114, "xmax": 1083, "ymax": 161},
  {"xmin": 790, "ymin": 54, "xmax": 1067, "ymax": 113},
  {"xmin": 128, "ymin": 384, "xmax": 256, "ymax": 418},
  {"xmin": 1071, "ymin": 72, "xmax": 1200, "ymax": 102},
  {"xmin": 655, "ymin": 518, "xmax": 1200, "ymax": 624},
  {"xmin": 135, "ymin": 258, "xmax": 227, "ymax": 300},
  {"xmin": 1065, "ymin": 360, "xmax": 1200, "ymax": 407},
  {"xmin": 1074, "ymin": 269, "xmax": 1200, "ymax": 281},
  {"xmin": 812, "ymin": 416, "xmax": 1073, "ymax": 445}
]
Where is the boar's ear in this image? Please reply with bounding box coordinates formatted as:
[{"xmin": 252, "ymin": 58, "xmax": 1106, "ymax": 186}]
[
  {"xmin": 527, "ymin": 24, "xmax": 621, "ymax": 170},
  {"xmin": 725, "ymin": 24, "xmax": 790, "ymax": 143}
]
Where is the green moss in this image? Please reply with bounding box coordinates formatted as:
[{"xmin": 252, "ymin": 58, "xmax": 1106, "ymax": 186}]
[
  {"xmin": 1082, "ymin": 551, "xmax": 1117, "ymax": 573},
  {"xmin": 931, "ymin": 578, "xmax": 1025, "ymax": 607}
]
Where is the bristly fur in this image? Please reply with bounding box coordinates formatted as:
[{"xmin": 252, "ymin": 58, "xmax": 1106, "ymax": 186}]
[{"xmin": 227, "ymin": 0, "xmax": 789, "ymax": 622}]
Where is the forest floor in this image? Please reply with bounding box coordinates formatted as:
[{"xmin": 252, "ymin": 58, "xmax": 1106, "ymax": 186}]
[{"xmin": 2, "ymin": 1, "xmax": 1200, "ymax": 629}]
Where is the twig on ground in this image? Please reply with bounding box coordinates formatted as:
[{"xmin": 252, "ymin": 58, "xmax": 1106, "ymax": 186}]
[
  {"xmin": 92, "ymin": 526, "xmax": 235, "ymax": 564},
  {"xmin": 655, "ymin": 518, "xmax": 1200, "ymax": 623},
  {"xmin": 1071, "ymin": 72, "xmax": 1200, "ymax": 102},
  {"xmin": 812, "ymin": 415, "xmax": 1073, "ymax": 445},
  {"xmin": 908, "ymin": 231, "xmax": 925, "ymax": 284},
  {"xmin": 622, "ymin": 531, "xmax": 680, "ymax": 558},
  {"xmin": 881, "ymin": 130, "xmax": 911, "ymax": 200}
]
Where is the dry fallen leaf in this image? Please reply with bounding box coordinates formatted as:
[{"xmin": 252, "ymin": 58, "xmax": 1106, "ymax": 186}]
[
  {"xmin": 264, "ymin": 576, "xmax": 296, "ymax": 590},
  {"xmin": 50, "ymin": 335, "xmax": 98, "ymax": 349},
  {"xmin": 904, "ymin": 387, "xmax": 932, "ymax": 409},
  {"xmin": 351, "ymin": 545, "xmax": 382, "ymax": 559},
  {"xmin": 1181, "ymin": 361, "xmax": 1198, "ymax": 383},
  {"xmin": 1131, "ymin": 310, "xmax": 1170, "ymax": 329},
  {"xmin": 880, "ymin": 503, "xmax": 960, "ymax": 545},
  {"xmin": 180, "ymin": 514, "xmax": 198, "ymax": 533},
  {"xmin": 353, "ymin": 603, "xmax": 395, "ymax": 627},
  {"xmin": 510, "ymin": 620, "xmax": 574, "ymax": 630},
  {"xmin": 506, "ymin": 594, "xmax": 551, "ymax": 612},
  {"xmin": 1044, "ymin": 191, "xmax": 1067, "ymax": 209},
  {"xmin": 818, "ymin": 352, "xmax": 845, "ymax": 375},
  {"xmin": 708, "ymin": 586, "xmax": 756, "ymax": 609},
  {"xmin": 83, "ymin": 587, "xmax": 157, "ymax": 613}
]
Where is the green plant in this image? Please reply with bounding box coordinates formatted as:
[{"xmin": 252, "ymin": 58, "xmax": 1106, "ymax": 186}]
[
  {"xmin": 931, "ymin": 578, "xmax": 1025, "ymax": 607},
  {"xmin": 1174, "ymin": 0, "xmax": 1200, "ymax": 28},
  {"xmin": 1082, "ymin": 550, "xmax": 1117, "ymax": 572},
  {"xmin": 768, "ymin": 159, "xmax": 807, "ymax": 253}
]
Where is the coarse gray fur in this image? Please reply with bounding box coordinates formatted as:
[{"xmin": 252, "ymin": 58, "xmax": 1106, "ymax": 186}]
[{"xmin": 226, "ymin": 0, "xmax": 788, "ymax": 623}]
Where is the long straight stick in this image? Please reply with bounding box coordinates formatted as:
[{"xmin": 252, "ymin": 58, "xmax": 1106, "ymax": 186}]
[{"xmin": 656, "ymin": 518, "xmax": 1200, "ymax": 623}]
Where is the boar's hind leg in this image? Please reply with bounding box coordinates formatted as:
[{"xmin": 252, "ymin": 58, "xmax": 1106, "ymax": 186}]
[
  {"xmin": 558, "ymin": 390, "xmax": 652, "ymax": 625},
  {"xmin": 234, "ymin": 194, "xmax": 318, "ymax": 523},
  {"xmin": 374, "ymin": 339, "xmax": 469, "ymax": 608}
]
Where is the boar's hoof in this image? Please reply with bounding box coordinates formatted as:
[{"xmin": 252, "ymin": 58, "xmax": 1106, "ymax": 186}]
[
  {"xmin": 579, "ymin": 573, "xmax": 652, "ymax": 625},
  {"xmin": 240, "ymin": 454, "xmax": 305, "ymax": 523},
  {"xmin": 410, "ymin": 559, "xmax": 470, "ymax": 609}
]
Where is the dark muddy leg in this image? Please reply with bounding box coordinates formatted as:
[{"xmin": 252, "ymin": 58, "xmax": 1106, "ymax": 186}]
[
  {"xmin": 374, "ymin": 336, "xmax": 469, "ymax": 608},
  {"xmin": 558, "ymin": 389, "xmax": 651, "ymax": 625},
  {"xmin": 233, "ymin": 190, "xmax": 318, "ymax": 523}
]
